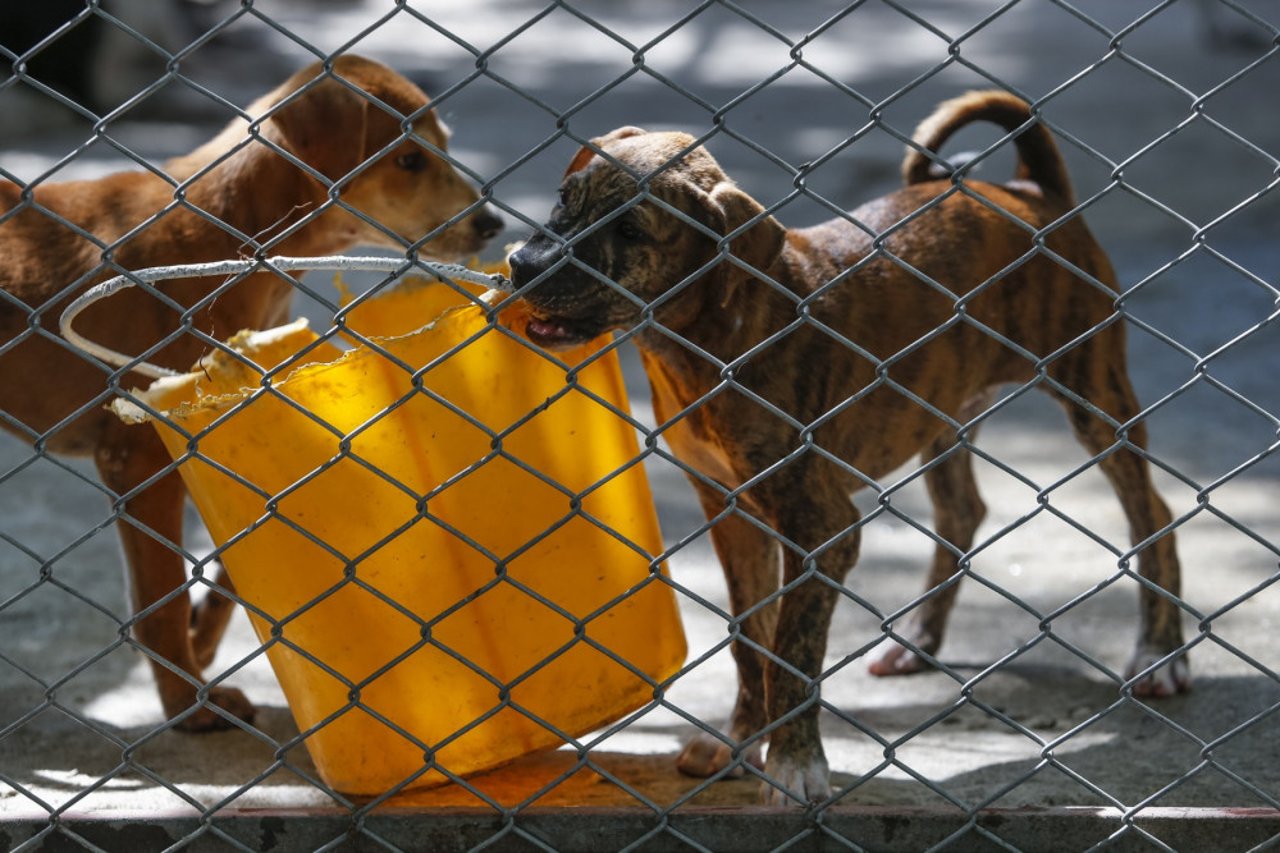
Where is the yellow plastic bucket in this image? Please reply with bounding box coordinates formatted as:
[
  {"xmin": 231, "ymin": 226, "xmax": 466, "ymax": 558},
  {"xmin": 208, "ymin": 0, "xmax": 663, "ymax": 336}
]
[{"xmin": 114, "ymin": 278, "xmax": 686, "ymax": 795}]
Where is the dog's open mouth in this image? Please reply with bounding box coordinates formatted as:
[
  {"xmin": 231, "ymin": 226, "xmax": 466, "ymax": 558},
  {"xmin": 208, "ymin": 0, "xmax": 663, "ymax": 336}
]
[{"xmin": 523, "ymin": 310, "xmax": 597, "ymax": 348}]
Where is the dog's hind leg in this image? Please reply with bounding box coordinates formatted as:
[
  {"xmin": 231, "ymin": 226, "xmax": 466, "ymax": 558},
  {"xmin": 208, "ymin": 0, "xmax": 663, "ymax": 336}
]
[
  {"xmin": 96, "ymin": 425, "xmax": 255, "ymax": 730},
  {"xmin": 869, "ymin": 423, "xmax": 988, "ymax": 677},
  {"xmin": 1051, "ymin": 341, "xmax": 1189, "ymax": 697},
  {"xmin": 677, "ymin": 481, "xmax": 780, "ymax": 779}
]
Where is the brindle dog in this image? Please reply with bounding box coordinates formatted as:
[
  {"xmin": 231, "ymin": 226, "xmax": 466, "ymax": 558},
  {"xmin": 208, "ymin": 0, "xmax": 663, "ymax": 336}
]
[{"xmin": 507, "ymin": 91, "xmax": 1188, "ymax": 805}]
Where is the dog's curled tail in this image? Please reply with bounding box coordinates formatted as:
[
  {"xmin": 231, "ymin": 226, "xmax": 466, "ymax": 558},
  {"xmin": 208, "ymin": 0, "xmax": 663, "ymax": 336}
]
[{"xmin": 903, "ymin": 90, "xmax": 1075, "ymax": 207}]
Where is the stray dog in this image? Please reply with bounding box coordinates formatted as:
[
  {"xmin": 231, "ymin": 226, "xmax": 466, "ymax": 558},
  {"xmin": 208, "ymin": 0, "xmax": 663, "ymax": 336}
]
[
  {"xmin": 508, "ymin": 91, "xmax": 1188, "ymax": 804},
  {"xmin": 0, "ymin": 55, "xmax": 503, "ymax": 731}
]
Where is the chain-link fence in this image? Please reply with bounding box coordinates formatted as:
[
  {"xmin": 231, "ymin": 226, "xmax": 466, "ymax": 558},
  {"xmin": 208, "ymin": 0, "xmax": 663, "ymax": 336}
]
[{"xmin": 2, "ymin": 1, "xmax": 1280, "ymax": 850}]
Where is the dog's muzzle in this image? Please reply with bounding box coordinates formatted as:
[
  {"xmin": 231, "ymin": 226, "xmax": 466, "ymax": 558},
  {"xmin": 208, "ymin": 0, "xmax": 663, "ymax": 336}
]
[
  {"xmin": 506, "ymin": 243, "xmax": 605, "ymax": 348},
  {"xmin": 507, "ymin": 243, "xmax": 554, "ymax": 288}
]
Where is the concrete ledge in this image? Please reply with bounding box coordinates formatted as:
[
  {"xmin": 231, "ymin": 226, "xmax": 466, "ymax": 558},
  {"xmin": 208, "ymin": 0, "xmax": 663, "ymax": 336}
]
[{"xmin": 3, "ymin": 806, "xmax": 1278, "ymax": 852}]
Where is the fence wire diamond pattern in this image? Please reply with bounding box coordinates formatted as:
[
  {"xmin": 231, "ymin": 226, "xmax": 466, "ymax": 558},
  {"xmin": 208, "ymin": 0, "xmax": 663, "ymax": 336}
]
[{"xmin": 1, "ymin": 1, "xmax": 1279, "ymax": 850}]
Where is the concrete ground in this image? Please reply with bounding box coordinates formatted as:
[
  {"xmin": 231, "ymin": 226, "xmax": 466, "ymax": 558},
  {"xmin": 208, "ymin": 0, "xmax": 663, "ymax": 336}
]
[{"xmin": 2, "ymin": 0, "xmax": 1279, "ymax": 849}]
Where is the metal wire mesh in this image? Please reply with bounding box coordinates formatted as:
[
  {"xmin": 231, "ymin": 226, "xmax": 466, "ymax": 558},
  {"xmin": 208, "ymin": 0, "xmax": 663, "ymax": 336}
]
[{"xmin": 2, "ymin": 0, "xmax": 1279, "ymax": 850}]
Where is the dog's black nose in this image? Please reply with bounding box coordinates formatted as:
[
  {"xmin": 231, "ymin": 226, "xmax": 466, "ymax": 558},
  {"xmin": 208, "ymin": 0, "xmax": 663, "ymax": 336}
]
[
  {"xmin": 472, "ymin": 208, "xmax": 504, "ymax": 241},
  {"xmin": 507, "ymin": 245, "xmax": 537, "ymax": 284}
]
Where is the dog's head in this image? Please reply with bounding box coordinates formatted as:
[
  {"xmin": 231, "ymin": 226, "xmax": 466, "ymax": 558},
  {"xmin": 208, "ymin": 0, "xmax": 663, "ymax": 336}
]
[
  {"xmin": 507, "ymin": 128, "xmax": 784, "ymax": 349},
  {"xmin": 195, "ymin": 55, "xmax": 502, "ymax": 259}
]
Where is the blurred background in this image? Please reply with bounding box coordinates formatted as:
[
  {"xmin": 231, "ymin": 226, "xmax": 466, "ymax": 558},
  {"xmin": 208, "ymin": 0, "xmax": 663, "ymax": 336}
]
[{"xmin": 2, "ymin": 0, "xmax": 1279, "ymax": 816}]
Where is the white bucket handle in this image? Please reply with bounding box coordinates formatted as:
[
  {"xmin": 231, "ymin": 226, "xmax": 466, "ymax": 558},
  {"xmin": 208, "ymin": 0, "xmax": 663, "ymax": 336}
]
[{"xmin": 58, "ymin": 255, "xmax": 512, "ymax": 379}]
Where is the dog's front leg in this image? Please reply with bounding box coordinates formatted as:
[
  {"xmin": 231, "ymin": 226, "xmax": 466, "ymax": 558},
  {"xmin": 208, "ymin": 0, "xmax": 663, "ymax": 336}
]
[
  {"xmin": 191, "ymin": 561, "xmax": 237, "ymax": 670},
  {"xmin": 95, "ymin": 425, "xmax": 255, "ymax": 731},
  {"xmin": 677, "ymin": 482, "xmax": 780, "ymax": 778},
  {"xmin": 760, "ymin": 475, "xmax": 861, "ymax": 806}
]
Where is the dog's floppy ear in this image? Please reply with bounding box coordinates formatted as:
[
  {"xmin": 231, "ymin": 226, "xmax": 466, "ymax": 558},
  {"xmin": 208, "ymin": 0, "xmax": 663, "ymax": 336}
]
[
  {"xmin": 267, "ymin": 75, "xmax": 372, "ymax": 182},
  {"xmin": 699, "ymin": 182, "xmax": 786, "ymax": 306},
  {"xmin": 564, "ymin": 126, "xmax": 648, "ymax": 177}
]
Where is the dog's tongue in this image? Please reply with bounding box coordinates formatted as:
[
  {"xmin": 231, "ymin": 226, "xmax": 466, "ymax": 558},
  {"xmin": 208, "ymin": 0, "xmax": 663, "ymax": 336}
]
[{"xmin": 526, "ymin": 316, "xmax": 572, "ymax": 341}]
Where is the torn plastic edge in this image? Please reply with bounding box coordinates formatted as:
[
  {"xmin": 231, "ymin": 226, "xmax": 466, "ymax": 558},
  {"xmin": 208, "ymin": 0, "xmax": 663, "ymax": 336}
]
[{"xmin": 111, "ymin": 288, "xmax": 509, "ymax": 426}]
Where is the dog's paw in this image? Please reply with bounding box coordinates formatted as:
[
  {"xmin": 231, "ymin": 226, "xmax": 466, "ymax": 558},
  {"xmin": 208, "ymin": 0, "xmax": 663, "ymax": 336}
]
[
  {"xmin": 1125, "ymin": 646, "xmax": 1191, "ymax": 698},
  {"xmin": 173, "ymin": 686, "xmax": 257, "ymax": 732},
  {"xmin": 760, "ymin": 751, "xmax": 831, "ymax": 806},
  {"xmin": 676, "ymin": 731, "xmax": 764, "ymax": 778},
  {"xmin": 868, "ymin": 639, "xmax": 931, "ymax": 677}
]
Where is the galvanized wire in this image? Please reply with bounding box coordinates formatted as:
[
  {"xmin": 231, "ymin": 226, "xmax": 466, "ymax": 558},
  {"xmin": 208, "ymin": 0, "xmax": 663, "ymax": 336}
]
[{"xmin": 1, "ymin": 0, "xmax": 1279, "ymax": 850}]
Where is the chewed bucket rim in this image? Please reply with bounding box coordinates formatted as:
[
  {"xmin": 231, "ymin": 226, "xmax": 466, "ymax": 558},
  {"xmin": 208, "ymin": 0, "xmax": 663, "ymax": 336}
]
[
  {"xmin": 58, "ymin": 254, "xmax": 513, "ymax": 380},
  {"xmin": 109, "ymin": 296, "xmax": 514, "ymax": 426}
]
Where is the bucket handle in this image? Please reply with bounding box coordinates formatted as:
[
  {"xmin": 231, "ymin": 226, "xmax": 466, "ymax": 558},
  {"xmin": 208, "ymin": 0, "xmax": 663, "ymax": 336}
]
[{"xmin": 58, "ymin": 255, "xmax": 513, "ymax": 379}]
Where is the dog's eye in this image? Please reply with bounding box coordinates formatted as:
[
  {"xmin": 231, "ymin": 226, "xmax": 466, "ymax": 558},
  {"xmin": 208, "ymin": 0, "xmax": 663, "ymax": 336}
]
[
  {"xmin": 396, "ymin": 151, "xmax": 428, "ymax": 172},
  {"xmin": 557, "ymin": 187, "xmax": 570, "ymax": 208},
  {"xmin": 616, "ymin": 220, "xmax": 643, "ymax": 241}
]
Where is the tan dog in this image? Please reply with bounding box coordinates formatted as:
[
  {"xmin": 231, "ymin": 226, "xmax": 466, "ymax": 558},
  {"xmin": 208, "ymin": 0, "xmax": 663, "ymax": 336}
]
[
  {"xmin": 508, "ymin": 91, "xmax": 1188, "ymax": 804},
  {"xmin": 0, "ymin": 55, "xmax": 502, "ymax": 731}
]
